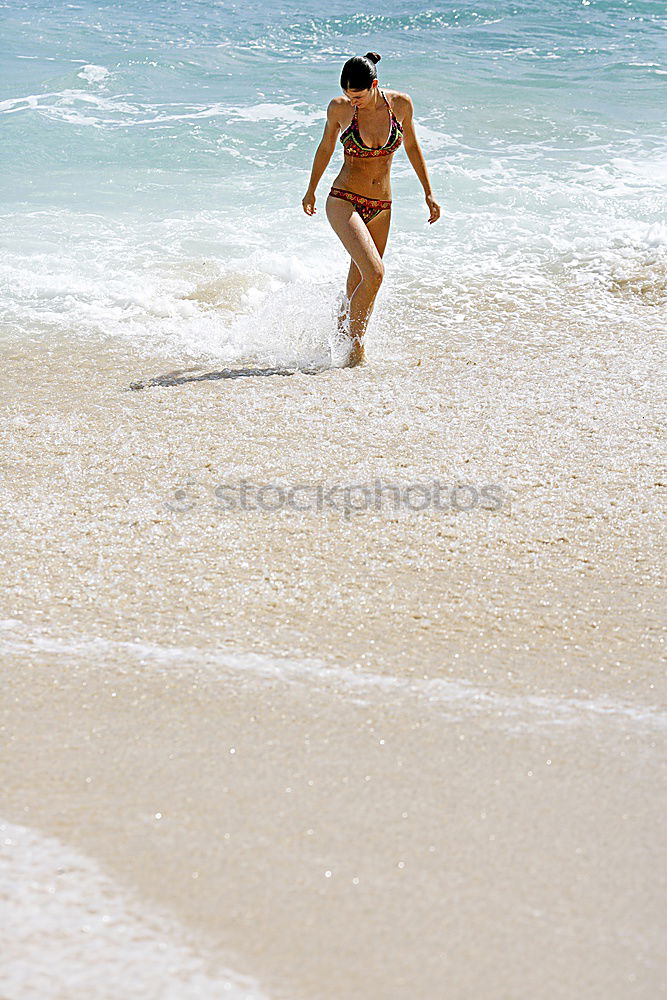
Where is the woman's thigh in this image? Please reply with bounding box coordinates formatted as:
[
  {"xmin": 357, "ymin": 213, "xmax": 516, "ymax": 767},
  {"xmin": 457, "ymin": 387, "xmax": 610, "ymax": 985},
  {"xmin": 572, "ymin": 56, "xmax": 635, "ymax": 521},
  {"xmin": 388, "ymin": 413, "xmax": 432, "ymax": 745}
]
[
  {"xmin": 325, "ymin": 195, "xmax": 384, "ymax": 281},
  {"xmin": 344, "ymin": 208, "xmax": 392, "ymax": 288},
  {"xmin": 367, "ymin": 207, "xmax": 392, "ymax": 258}
]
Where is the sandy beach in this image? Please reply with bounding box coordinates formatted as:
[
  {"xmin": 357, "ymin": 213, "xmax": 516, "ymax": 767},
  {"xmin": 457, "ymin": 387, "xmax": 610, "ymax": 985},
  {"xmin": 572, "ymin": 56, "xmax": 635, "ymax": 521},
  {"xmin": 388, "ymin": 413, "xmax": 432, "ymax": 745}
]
[
  {"xmin": 2, "ymin": 323, "xmax": 666, "ymax": 997},
  {"xmin": 3, "ymin": 0, "xmax": 667, "ymax": 992}
]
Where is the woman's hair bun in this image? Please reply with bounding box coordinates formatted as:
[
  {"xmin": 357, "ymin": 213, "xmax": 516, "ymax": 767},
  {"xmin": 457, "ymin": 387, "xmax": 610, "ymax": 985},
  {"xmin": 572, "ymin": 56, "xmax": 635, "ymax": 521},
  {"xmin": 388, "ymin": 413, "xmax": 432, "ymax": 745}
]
[{"xmin": 364, "ymin": 51, "xmax": 381, "ymax": 64}]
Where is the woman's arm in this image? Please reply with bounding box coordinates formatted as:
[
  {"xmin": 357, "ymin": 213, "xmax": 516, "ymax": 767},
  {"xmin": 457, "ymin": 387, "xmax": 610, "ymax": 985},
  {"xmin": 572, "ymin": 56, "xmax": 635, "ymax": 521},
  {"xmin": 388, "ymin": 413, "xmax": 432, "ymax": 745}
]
[
  {"xmin": 400, "ymin": 94, "xmax": 441, "ymax": 224},
  {"xmin": 302, "ymin": 101, "xmax": 340, "ymax": 215}
]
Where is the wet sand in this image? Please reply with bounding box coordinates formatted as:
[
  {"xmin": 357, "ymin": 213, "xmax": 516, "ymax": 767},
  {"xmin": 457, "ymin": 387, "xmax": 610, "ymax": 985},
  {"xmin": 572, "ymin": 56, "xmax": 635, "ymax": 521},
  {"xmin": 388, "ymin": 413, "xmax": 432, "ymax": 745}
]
[
  {"xmin": 2, "ymin": 641, "xmax": 666, "ymax": 999},
  {"xmin": 1, "ymin": 329, "xmax": 666, "ymax": 997}
]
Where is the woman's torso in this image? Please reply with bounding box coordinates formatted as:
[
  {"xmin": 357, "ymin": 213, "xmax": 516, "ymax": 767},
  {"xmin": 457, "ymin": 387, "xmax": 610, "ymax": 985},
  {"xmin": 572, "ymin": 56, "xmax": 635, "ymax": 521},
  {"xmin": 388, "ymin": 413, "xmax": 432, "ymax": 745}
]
[{"xmin": 331, "ymin": 89, "xmax": 404, "ymax": 200}]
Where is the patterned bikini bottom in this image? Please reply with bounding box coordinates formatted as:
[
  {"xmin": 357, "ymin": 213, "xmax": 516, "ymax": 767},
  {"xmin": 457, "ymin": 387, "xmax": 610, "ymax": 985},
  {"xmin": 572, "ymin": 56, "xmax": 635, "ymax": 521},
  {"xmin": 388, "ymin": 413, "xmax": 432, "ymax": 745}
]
[{"xmin": 328, "ymin": 186, "xmax": 392, "ymax": 226}]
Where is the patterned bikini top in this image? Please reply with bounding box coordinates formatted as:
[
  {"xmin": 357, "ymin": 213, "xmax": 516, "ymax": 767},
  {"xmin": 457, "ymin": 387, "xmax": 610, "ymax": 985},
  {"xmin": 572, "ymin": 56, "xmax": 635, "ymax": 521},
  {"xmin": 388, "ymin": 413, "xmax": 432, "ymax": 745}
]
[{"xmin": 340, "ymin": 89, "xmax": 404, "ymax": 158}]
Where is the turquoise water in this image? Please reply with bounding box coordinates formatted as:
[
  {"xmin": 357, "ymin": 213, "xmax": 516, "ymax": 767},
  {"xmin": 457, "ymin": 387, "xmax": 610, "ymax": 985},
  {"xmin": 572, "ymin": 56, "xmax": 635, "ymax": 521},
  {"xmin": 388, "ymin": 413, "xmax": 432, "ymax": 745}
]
[{"xmin": 1, "ymin": 0, "xmax": 665, "ymax": 363}]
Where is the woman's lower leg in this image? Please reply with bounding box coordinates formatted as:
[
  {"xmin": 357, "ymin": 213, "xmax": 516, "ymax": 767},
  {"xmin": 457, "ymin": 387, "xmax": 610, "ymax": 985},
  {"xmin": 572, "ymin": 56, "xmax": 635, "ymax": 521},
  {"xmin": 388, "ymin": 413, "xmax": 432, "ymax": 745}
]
[
  {"xmin": 346, "ymin": 265, "xmax": 362, "ymax": 300},
  {"xmin": 347, "ymin": 274, "xmax": 382, "ymax": 349},
  {"xmin": 337, "ymin": 265, "xmax": 361, "ymax": 334}
]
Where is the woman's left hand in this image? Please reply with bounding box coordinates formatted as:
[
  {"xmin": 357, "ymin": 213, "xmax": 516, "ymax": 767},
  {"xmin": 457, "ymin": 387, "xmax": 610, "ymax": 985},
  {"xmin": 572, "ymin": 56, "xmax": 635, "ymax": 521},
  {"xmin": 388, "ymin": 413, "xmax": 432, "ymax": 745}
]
[{"xmin": 425, "ymin": 194, "xmax": 441, "ymax": 225}]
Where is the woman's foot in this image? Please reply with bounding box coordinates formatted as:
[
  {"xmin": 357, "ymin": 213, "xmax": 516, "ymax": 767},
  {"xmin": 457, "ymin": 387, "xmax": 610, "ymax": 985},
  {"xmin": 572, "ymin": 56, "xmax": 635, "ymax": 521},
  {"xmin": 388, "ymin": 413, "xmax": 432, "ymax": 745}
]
[{"xmin": 342, "ymin": 342, "xmax": 366, "ymax": 367}]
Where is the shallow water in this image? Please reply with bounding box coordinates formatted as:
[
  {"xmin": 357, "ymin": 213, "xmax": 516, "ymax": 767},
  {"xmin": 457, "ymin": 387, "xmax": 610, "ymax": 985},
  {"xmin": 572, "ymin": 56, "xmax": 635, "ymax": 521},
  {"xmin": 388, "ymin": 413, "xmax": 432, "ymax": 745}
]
[
  {"xmin": 1, "ymin": 0, "xmax": 666, "ymax": 365},
  {"xmin": 1, "ymin": 819, "xmax": 268, "ymax": 1000}
]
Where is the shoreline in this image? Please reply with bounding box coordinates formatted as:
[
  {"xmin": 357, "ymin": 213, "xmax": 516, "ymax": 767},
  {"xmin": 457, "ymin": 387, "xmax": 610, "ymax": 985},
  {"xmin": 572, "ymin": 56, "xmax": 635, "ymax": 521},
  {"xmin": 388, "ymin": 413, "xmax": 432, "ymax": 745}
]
[{"xmin": 2, "ymin": 642, "xmax": 665, "ymax": 999}]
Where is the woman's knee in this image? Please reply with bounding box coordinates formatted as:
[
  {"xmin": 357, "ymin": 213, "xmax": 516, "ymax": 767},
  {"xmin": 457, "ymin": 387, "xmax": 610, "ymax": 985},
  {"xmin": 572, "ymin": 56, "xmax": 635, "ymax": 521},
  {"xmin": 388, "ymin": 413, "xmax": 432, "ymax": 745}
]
[
  {"xmin": 357, "ymin": 254, "xmax": 384, "ymax": 289},
  {"xmin": 364, "ymin": 259, "xmax": 385, "ymax": 290}
]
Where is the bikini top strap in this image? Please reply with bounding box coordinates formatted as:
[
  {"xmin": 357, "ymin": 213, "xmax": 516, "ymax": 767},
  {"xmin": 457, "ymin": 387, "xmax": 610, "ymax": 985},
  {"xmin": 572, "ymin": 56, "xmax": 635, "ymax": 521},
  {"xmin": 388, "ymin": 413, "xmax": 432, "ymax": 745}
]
[{"xmin": 381, "ymin": 88, "xmax": 398, "ymax": 124}]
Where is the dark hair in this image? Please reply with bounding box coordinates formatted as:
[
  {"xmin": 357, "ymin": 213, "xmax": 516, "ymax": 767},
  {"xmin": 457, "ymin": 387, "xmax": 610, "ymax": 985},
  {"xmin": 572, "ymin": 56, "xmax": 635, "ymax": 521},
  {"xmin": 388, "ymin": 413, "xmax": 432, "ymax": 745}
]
[{"xmin": 340, "ymin": 51, "xmax": 381, "ymax": 91}]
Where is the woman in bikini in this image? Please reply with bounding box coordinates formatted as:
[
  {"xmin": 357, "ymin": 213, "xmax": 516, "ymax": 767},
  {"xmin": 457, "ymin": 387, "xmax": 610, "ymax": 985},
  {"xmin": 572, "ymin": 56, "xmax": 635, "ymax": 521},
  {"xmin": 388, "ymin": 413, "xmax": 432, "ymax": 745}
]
[{"xmin": 302, "ymin": 51, "xmax": 441, "ymax": 367}]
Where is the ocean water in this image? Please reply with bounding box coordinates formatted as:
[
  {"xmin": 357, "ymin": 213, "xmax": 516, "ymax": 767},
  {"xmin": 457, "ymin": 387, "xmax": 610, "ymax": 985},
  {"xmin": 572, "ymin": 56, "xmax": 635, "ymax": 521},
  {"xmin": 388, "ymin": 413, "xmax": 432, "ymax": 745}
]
[{"xmin": 1, "ymin": 0, "xmax": 665, "ymax": 365}]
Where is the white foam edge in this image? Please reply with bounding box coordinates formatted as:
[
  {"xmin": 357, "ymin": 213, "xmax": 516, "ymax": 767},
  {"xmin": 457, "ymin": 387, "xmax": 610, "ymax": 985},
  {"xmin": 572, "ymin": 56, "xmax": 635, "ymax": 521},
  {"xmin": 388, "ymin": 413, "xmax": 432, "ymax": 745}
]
[
  {"xmin": 0, "ymin": 817, "xmax": 270, "ymax": 1000},
  {"xmin": 1, "ymin": 619, "xmax": 664, "ymax": 733}
]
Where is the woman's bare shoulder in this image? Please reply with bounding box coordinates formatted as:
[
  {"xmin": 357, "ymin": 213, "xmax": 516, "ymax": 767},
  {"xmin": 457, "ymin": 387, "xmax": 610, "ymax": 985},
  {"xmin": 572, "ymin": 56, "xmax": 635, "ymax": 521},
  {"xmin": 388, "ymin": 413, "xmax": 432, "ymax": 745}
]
[
  {"xmin": 327, "ymin": 96, "xmax": 353, "ymax": 124},
  {"xmin": 385, "ymin": 90, "xmax": 413, "ymax": 114},
  {"xmin": 385, "ymin": 91, "xmax": 414, "ymax": 130}
]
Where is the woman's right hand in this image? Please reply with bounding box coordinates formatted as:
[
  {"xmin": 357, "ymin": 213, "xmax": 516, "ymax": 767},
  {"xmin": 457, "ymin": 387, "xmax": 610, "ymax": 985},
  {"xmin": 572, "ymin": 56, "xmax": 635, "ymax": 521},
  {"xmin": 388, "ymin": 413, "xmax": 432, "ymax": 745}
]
[{"xmin": 302, "ymin": 190, "xmax": 316, "ymax": 216}]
